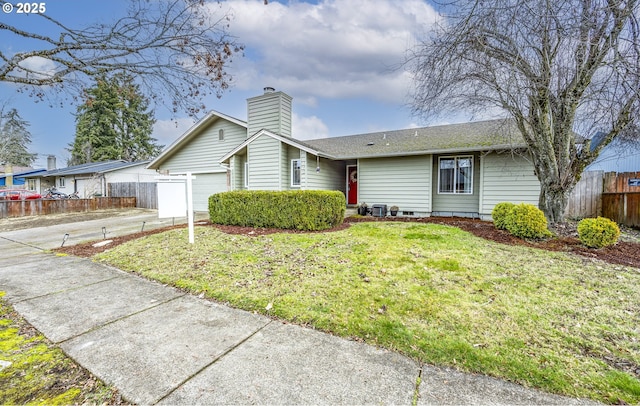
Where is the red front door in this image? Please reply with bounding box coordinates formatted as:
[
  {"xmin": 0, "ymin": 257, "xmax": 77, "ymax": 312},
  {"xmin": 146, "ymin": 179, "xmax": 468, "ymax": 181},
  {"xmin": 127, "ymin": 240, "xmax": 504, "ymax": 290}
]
[{"xmin": 347, "ymin": 166, "xmax": 358, "ymax": 205}]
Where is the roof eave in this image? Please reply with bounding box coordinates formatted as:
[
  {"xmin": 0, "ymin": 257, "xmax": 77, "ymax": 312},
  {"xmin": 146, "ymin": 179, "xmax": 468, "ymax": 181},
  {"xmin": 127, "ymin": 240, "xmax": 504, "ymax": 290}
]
[
  {"xmin": 148, "ymin": 111, "xmax": 247, "ymax": 169},
  {"xmin": 218, "ymin": 130, "xmax": 334, "ymax": 163},
  {"xmin": 331, "ymin": 144, "xmax": 527, "ymax": 160}
]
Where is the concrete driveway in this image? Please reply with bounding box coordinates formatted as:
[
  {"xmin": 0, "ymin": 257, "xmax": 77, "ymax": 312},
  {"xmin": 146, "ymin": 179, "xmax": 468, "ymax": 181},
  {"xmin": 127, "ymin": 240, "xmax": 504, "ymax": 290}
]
[{"xmin": 0, "ymin": 210, "xmax": 600, "ymax": 405}]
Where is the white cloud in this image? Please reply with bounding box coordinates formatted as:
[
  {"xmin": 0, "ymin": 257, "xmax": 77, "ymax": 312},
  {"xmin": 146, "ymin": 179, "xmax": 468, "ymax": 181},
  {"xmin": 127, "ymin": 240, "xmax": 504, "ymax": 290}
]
[
  {"xmin": 16, "ymin": 56, "xmax": 57, "ymax": 79},
  {"xmin": 292, "ymin": 112, "xmax": 329, "ymax": 140},
  {"xmin": 153, "ymin": 117, "xmax": 197, "ymax": 147},
  {"xmin": 215, "ymin": 0, "xmax": 439, "ymax": 104}
]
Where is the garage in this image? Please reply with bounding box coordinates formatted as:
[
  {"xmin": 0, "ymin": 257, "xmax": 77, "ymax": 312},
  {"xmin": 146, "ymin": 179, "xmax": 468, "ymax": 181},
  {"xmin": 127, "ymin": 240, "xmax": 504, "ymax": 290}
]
[{"xmin": 191, "ymin": 172, "xmax": 228, "ymax": 212}]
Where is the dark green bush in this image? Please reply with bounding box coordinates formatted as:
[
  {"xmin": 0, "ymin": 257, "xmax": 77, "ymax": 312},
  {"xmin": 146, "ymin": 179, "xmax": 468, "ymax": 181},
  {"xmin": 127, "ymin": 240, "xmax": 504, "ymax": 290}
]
[
  {"xmin": 577, "ymin": 217, "xmax": 620, "ymax": 248},
  {"xmin": 505, "ymin": 203, "xmax": 552, "ymax": 239},
  {"xmin": 209, "ymin": 190, "xmax": 345, "ymax": 231},
  {"xmin": 492, "ymin": 202, "xmax": 515, "ymax": 230}
]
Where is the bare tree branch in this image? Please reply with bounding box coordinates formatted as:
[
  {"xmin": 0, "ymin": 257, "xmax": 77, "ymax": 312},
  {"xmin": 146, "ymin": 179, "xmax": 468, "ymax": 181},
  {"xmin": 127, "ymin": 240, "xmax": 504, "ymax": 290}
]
[
  {"xmin": 0, "ymin": 0, "xmax": 244, "ymax": 116},
  {"xmin": 407, "ymin": 0, "xmax": 640, "ymax": 222}
]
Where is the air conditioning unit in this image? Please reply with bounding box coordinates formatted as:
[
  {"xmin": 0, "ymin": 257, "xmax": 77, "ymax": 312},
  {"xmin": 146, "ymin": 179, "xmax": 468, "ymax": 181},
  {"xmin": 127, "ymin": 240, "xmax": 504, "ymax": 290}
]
[{"xmin": 371, "ymin": 204, "xmax": 387, "ymax": 217}]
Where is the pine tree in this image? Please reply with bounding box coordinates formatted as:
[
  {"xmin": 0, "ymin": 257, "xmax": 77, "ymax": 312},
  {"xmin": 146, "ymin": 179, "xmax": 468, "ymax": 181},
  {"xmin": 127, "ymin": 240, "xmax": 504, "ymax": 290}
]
[
  {"xmin": 0, "ymin": 107, "xmax": 37, "ymax": 166},
  {"xmin": 69, "ymin": 74, "xmax": 162, "ymax": 164}
]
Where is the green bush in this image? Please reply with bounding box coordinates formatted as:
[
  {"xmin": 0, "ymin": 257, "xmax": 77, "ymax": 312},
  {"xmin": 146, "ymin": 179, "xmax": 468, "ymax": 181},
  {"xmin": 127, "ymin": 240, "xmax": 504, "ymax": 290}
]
[
  {"xmin": 577, "ymin": 217, "xmax": 620, "ymax": 248},
  {"xmin": 505, "ymin": 203, "xmax": 552, "ymax": 239},
  {"xmin": 208, "ymin": 190, "xmax": 345, "ymax": 231},
  {"xmin": 492, "ymin": 202, "xmax": 515, "ymax": 230}
]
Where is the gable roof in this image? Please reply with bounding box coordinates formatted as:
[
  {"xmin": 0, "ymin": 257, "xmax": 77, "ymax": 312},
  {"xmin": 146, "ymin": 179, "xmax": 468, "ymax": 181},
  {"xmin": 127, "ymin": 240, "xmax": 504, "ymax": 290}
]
[
  {"xmin": 219, "ymin": 129, "xmax": 327, "ymax": 163},
  {"xmin": 148, "ymin": 110, "xmax": 247, "ymax": 169},
  {"xmin": 303, "ymin": 119, "xmax": 526, "ymax": 159},
  {"xmin": 37, "ymin": 160, "xmax": 150, "ymax": 177}
]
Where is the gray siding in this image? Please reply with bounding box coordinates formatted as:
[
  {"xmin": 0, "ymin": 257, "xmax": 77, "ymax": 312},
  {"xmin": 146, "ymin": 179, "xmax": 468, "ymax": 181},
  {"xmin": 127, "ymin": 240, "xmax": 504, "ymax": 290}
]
[
  {"xmin": 479, "ymin": 152, "xmax": 540, "ymax": 219},
  {"xmin": 359, "ymin": 156, "xmax": 431, "ymax": 214},
  {"xmin": 229, "ymin": 154, "xmax": 246, "ymax": 191},
  {"xmin": 432, "ymin": 154, "xmax": 480, "ymax": 215},
  {"xmin": 247, "ymin": 135, "xmax": 281, "ymax": 190},
  {"xmin": 305, "ymin": 153, "xmax": 345, "ymax": 192},
  {"xmin": 192, "ymin": 173, "xmax": 228, "ymax": 212},
  {"xmin": 282, "ymin": 144, "xmax": 293, "ymax": 189},
  {"xmin": 159, "ymin": 121, "xmax": 246, "ymax": 173},
  {"xmin": 247, "ymin": 91, "xmax": 292, "ymax": 138}
]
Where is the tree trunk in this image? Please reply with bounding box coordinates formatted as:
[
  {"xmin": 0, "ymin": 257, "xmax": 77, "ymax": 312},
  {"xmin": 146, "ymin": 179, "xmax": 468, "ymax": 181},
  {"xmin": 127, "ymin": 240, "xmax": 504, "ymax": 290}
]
[{"xmin": 538, "ymin": 178, "xmax": 572, "ymax": 224}]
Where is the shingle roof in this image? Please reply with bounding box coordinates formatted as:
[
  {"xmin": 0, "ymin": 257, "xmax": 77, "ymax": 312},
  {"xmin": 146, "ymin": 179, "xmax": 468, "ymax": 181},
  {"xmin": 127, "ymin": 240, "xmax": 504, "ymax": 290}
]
[
  {"xmin": 304, "ymin": 119, "xmax": 526, "ymax": 159},
  {"xmin": 0, "ymin": 168, "xmax": 46, "ymax": 179},
  {"xmin": 41, "ymin": 160, "xmax": 149, "ymax": 177}
]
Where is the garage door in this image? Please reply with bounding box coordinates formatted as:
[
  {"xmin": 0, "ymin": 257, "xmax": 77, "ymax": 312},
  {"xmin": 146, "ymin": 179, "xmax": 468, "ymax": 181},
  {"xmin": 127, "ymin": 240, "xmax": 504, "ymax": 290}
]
[{"xmin": 192, "ymin": 172, "xmax": 227, "ymax": 212}]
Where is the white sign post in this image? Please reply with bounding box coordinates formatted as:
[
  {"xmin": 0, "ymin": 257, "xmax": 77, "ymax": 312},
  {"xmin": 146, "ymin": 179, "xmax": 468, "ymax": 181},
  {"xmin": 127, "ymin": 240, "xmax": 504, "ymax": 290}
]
[{"xmin": 156, "ymin": 173, "xmax": 196, "ymax": 244}]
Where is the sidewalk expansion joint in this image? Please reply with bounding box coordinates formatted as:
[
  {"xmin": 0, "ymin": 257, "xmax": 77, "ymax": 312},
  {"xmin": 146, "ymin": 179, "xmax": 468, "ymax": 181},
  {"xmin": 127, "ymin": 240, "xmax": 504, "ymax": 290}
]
[
  {"xmin": 10, "ymin": 275, "xmax": 124, "ymax": 304},
  {"xmin": 0, "ymin": 235, "xmax": 46, "ymax": 251},
  {"xmin": 412, "ymin": 363, "xmax": 423, "ymax": 406},
  {"xmin": 56, "ymin": 293, "xmax": 186, "ymax": 345},
  {"xmin": 155, "ymin": 319, "xmax": 274, "ymax": 405}
]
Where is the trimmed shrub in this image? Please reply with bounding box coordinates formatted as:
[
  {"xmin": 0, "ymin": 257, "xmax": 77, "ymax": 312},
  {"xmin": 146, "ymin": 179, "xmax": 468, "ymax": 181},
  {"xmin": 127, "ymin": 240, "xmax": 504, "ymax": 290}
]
[
  {"xmin": 577, "ymin": 217, "xmax": 620, "ymax": 248},
  {"xmin": 209, "ymin": 190, "xmax": 345, "ymax": 231},
  {"xmin": 492, "ymin": 202, "xmax": 515, "ymax": 230},
  {"xmin": 505, "ymin": 203, "xmax": 552, "ymax": 239}
]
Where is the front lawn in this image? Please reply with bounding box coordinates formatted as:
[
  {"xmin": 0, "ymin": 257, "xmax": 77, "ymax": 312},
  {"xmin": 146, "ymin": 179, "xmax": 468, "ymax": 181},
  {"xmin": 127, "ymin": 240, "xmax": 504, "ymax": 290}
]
[{"xmin": 94, "ymin": 222, "xmax": 640, "ymax": 404}]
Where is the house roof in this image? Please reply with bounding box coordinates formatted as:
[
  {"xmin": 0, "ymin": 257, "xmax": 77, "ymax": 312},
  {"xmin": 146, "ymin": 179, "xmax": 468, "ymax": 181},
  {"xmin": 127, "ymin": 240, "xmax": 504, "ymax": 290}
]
[
  {"xmin": 219, "ymin": 129, "xmax": 326, "ymax": 163},
  {"xmin": 303, "ymin": 119, "xmax": 527, "ymax": 159},
  {"xmin": 38, "ymin": 160, "xmax": 150, "ymax": 177},
  {"xmin": 147, "ymin": 110, "xmax": 247, "ymax": 169},
  {"xmin": 0, "ymin": 168, "xmax": 46, "ymax": 179},
  {"xmin": 220, "ymin": 119, "xmax": 527, "ymax": 162}
]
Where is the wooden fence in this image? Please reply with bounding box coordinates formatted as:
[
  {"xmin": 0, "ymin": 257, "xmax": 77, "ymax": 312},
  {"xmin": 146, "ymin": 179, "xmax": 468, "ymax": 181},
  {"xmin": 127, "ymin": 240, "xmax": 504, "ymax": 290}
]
[
  {"xmin": 566, "ymin": 171, "xmax": 640, "ymax": 227},
  {"xmin": 0, "ymin": 197, "xmax": 136, "ymax": 219},
  {"xmin": 108, "ymin": 182, "xmax": 157, "ymax": 209},
  {"xmin": 601, "ymin": 171, "xmax": 640, "ymax": 228},
  {"xmin": 565, "ymin": 171, "xmax": 604, "ymax": 218}
]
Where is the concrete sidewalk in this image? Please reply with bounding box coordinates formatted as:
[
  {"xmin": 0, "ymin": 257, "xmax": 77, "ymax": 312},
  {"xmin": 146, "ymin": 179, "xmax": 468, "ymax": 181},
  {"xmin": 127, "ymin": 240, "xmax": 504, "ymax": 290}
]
[{"xmin": 0, "ymin": 219, "xmax": 599, "ymax": 405}]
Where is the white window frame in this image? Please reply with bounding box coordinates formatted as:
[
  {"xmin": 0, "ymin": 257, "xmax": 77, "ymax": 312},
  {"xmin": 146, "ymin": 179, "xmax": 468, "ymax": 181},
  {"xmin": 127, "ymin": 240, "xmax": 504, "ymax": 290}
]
[
  {"xmin": 219, "ymin": 128, "xmax": 224, "ymax": 141},
  {"xmin": 58, "ymin": 177, "xmax": 66, "ymax": 188},
  {"xmin": 291, "ymin": 159, "xmax": 301, "ymax": 187},
  {"xmin": 438, "ymin": 155, "xmax": 473, "ymax": 195}
]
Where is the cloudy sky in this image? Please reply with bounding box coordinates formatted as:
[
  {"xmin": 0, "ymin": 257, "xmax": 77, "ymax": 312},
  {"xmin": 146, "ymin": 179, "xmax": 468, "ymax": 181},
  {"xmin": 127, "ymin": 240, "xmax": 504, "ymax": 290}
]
[{"xmin": 1, "ymin": 0, "xmax": 477, "ymax": 169}]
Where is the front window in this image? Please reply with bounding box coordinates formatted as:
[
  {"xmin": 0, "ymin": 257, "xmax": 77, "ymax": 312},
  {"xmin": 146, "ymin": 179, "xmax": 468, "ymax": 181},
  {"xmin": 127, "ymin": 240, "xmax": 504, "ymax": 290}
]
[
  {"xmin": 291, "ymin": 159, "xmax": 301, "ymax": 187},
  {"xmin": 58, "ymin": 177, "xmax": 66, "ymax": 188},
  {"xmin": 438, "ymin": 156, "xmax": 473, "ymax": 194},
  {"xmin": 27, "ymin": 179, "xmax": 36, "ymax": 191}
]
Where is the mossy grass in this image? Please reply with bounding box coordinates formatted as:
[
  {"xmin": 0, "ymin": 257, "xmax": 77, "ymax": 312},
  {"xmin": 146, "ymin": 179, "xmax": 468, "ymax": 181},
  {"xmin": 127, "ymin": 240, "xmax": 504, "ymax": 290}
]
[
  {"xmin": 0, "ymin": 292, "xmax": 120, "ymax": 404},
  {"xmin": 95, "ymin": 222, "xmax": 640, "ymax": 404}
]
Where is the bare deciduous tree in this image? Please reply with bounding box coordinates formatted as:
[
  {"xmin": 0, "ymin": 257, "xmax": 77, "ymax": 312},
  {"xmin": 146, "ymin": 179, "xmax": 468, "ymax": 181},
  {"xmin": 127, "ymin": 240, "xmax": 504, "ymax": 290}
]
[
  {"xmin": 0, "ymin": 0, "xmax": 243, "ymax": 116},
  {"xmin": 408, "ymin": 0, "xmax": 640, "ymax": 223}
]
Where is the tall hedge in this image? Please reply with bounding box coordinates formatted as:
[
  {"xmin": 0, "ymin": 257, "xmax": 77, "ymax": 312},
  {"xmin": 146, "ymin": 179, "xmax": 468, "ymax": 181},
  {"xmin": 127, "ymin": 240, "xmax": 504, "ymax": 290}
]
[{"xmin": 209, "ymin": 190, "xmax": 346, "ymax": 231}]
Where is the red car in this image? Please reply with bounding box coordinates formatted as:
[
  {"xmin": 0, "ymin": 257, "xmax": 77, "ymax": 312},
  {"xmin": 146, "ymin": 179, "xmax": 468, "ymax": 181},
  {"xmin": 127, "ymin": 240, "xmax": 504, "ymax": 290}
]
[{"xmin": 0, "ymin": 189, "xmax": 42, "ymax": 200}]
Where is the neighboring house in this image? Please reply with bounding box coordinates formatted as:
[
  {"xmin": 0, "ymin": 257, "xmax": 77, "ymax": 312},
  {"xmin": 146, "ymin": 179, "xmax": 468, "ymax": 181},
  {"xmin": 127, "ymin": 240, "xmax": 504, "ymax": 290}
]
[
  {"xmin": 585, "ymin": 137, "xmax": 640, "ymax": 173},
  {"xmin": 0, "ymin": 168, "xmax": 46, "ymax": 189},
  {"xmin": 28, "ymin": 160, "xmax": 157, "ymax": 198},
  {"xmin": 148, "ymin": 88, "xmax": 541, "ymax": 219}
]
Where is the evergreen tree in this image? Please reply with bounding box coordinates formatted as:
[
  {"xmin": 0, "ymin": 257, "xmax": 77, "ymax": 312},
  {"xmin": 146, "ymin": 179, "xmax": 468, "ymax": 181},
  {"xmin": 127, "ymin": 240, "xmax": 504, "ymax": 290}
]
[
  {"xmin": 69, "ymin": 75, "xmax": 162, "ymax": 164},
  {"xmin": 0, "ymin": 107, "xmax": 37, "ymax": 166}
]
